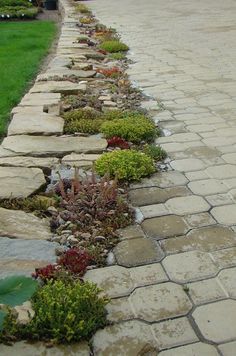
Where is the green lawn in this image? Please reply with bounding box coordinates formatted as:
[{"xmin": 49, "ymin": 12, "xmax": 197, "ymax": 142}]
[{"xmin": 0, "ymin": 21, "xmax": 56, "ymax": 136}]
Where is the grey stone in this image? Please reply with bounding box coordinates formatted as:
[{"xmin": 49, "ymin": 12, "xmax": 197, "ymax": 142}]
[
  {"xmin": 30, "ymin": 81, "xmax": 87, "ymax": 94},
  {"xmin": 0, "ymin": 156, "xmax": 59, "ymax": 174},
  {"xmin": 159, "ymin": 343, "xmax": 219, "ymax": 356},
  {"xmin": 142, "ymin": 215, "xmax": 189, "ymax": 239}
]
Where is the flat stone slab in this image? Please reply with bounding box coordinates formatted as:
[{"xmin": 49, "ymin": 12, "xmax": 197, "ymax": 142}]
[
  {"xmin": 212, "ymin": 247, "xmax": 236, "ymax": 268},
  {"xmin": 219, "ymin": 341, "xmax": 236, "ymax": 356},
  {"xmin": 30, "ymin": 81, "xmax": 87, "ymax": 94},
  {"xmin": 170, "ymin": 158, "xmax": 205, "ymax": 172},
  {"xmin": 0, "ymin": 259, "xmax": 53, "ymax": 279},
  {"xmin": 0, "ymin": 156, "xmax": 59, "ymax": 174},
  {"xmin": 0, "ymin": 208, "xmax": 52, "ymax": 239},
  {"xmin": 142, "ymin": 215, "xmax": 189, "ymax": 239},
  {"xmin": 218, "ymin": 268, "xmax": 236, "ymax": 298},
  {"xmin": 19, "ymin": 92, "xmax": 61, "ymax": 106},
  {"xmin": 192, "ymin": 300, "xmax": 236, "ymax": 343},
  {"xmin": 2, "ymin": 135, "xmax": 107, "ymax": 157},
  {"xmin": 211, "ymin": 204, "xmax": 236, "ymax": 225},
  {"xmin": 37, "ymin": 69, "xmax": 96, "ymax": 80},
  {"xmin": 165, "ymin": 196, "xmax": 210, "ymax": 215},
  {"xmin": 162, "ymin": 251, "xmax": 218, "ymax": 283},
  {"xmin": 113, "ymin": 238, "xmax": 164, "ymax": 267},
  {"xmin": 130, "ymin": 171, "xmax": 188, "ymax": 189},
  {"xmin": 62, "ymin": 153, "xmax": 101, "ymax": 168},
  {"xmin": 188, "ymin": 179, "xmax": 228, "ymax": 195},
  {"xmin": 117, "ymin": 224, "xmax": 145, "ymax": 240},
  {"xmin": 187, "ymin": 278, "xmax": 227, "ymax": 305},
  {"xmin": 159, "ymin": 343, "xmax": 219, "ymax": 356},
  {"xmin": 0, "ymin": 167, "xmax": 46, "ymax": 198},
  {"xmin": 8, "ymin": 113, "xmax": 64, "ymax": 136},
  {"xmin": 130, "ymin": 282, "xmax": 192, "ymax": 322}
]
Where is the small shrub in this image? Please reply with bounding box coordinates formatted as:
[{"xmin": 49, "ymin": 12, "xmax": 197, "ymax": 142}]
[
  {"xmin": 63, "ymin": 108, "xmax": 103, "ymax": 134},
  {"xmin": 109, "ymin": 52, "xmax": 126, "ymax": 60},
  {"xmin": 0, "ymin": 196, "xmax": 58, "ymax": 216},
  {"xmin": 142, "ymin": 144, "xmax": 167, "ymax": 161},
  {"xmin": 95, "ymin": 150, "xmax": 156, "ymax": 181},
  {"xmin": 1, "ymin": 280, "xmax": 108, "ymax": 343},
  {"xmin": 75, "ymin": 4, "xmax": 91, "ymax": 14},
  {"xmin": 0, "ymin": 6, "xmax": 38, "ymax": 19},
  {"xmin": 101, "ymin": 115, "xmax": 157, "ymax": 143},
  {"xmin": 99, "ymin": 40, "xmax": 129, "ymax": 53},
  {"xmin": 80, "ymin": 16, "xmax": 94, "ymax": 24}
]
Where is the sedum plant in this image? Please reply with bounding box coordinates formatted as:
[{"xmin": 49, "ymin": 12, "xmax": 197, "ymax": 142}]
[
  {"xmin": 99, "ymin": 40, "xmax": 129, "ymax": 53},
  {"xmin": 95, "ymin": 150, "xmax": 156, "ymax": 181}
]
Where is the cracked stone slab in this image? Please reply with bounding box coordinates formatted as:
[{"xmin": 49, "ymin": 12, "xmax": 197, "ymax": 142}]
[
  {"xmin": 92, "ymin": 320, "xmax": 157, "ymax": 356},
  {"xmin": 0, "ymin": 208, "xmax": 52, "ymax": 240},
  {"xmin": 152, "ymin": 317, "xmax": 198, "ymax": 350},
  {"xmin": 218, "ymin": 268, "xmax": 236, "ymax": 298},
  {"xmin": 0, "ymin": 156, "xmax": 59, "ymax": 175},
  {"xmin": 130, "ymin": 282, "xmax": 192, "ymax": 322},
  {"xmin": 159, "ymin": 343, "xmax": 219, "ymax": 356},
  {"xmin": 29, "ymin": 81, "xmax": 87, "ymax": 94},
  {"xmin": 161, "ymin": 225, "xmax": 236, "ymax": 253},
  {"xmin": 0, "ymin": 167, "xmax": 46, "ymax": 198},
  {"xmin": 192, "ymin": 300, "xmax": 236, "ymax": 343},
  {"xmin": 2, "ymin": 135, "xmax": 107, "ymax": 157},
  {"xmin": 62, "ymin": 153, "xmax": 101, "ymax": 168},
  {"xmin": 142, "ymin": 215, "xmax": 189, "ymax": 239},
  {"xmin": 211, "ymin": 205, "xmax": 236, "ymax": 225},
  {"xmin": 114, "ymin": 238, "xmax": 164, "ymax": 267},
  {"xmin": 165, "ymin": 195, "xmax": 210, "ymax": 215},
  {"xmin": 187, "ymin": 278, "xmax": 227, "ymax": 305},
  {"xmin": 162, "ymin": 251, "xmax": 218, "ymax": 283},
  {"xmin": 8, "ymin": 113, "xmax": 64, "ymax": 136}
]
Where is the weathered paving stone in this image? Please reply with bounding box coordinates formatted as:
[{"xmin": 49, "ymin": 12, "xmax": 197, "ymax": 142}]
[
  {"xmin": 161, "ymin": 226, "xmax": 236, "ymax": 253},
  {"xmin": 0, "ymin": 259, "xmax": 53, "ymax": 279},
  {"xmin": 8, "ymin": 113, "xmax": 64, "ymax": 136},
  {"xmin": 130, "ymin": 171, "xmax": 188, "ymax": 189},
  {"xmin": 62, "ymin": 153, "xmax": 101, "ymax": 168},
  {"xmin": 114, "ymin": 238, "xmax": 164, "ymax": 267},
  {"xmin": 206, "ymin": 193, "xmax": 234, "ymax": 207},
  {"xmin": 117, "ymin": 224, "xmax": 145, "ymax": 240},
  {"xmin": 106, "ymin": 297, "xmax": 134, "ymax": 322},
  {"xmin": 0, "ymin": 167, "xmax": 46, "ymax": 198},
  {"xmin": 139, "ymin": 203, "xmax": 169, "ymax": 219},
  {"xmin": 184, "ymin": 212, "xmax": 216, "ymax": 228},
  {"xmin": 84, "ymin": 265, "xmax": 134, "ymax": 298},
  {"xmin": 37, "ymin": 70, "xmax": 96, "ymax": 80},
  {"xmin": 0, "ymin": 156, "xmax": 59, "ymax": 174},
  {"xmin": 170, "ymin": 158, "xmax": 205, "ymax": 172},
  {"xmin": 192, "ymin": 300, "xmax": 236, "ymax": 343},
  {"xmin": 212, "ymin": 247, "xmax": 236, "ymax": 268},
  {"xmin": 29, "ymin": 80, "xmax": 87, "ymax": 94},
  {"xmin": 218, "ymin": 268, "xmax": 236, "ymax": 298},
  {"xmin": 165, "ymin": 196, "xmax": 210, "ymax": 215},
  {"xmin": 219, "ymin": 341, "xmax": 236, "ymax": 356},
  {"xmin": 92, "ymin": 320, "xmax": 157, "ymax": 356},
  {"xmin": 0, "ymin": 341, "xmax": 90, "ymax": 355},
  {"xmin": 205, "ymin": 164, "xmax": 236, "ymax": 179},
  {"xmin": 128, "ymin": 187, "xmax": 169, "ymax": 206},
  {"xmin": 162, "ymin": 251, "xmax": 218, "ymax": 283},
  {"xmin": 188, "ymin": 179, "xmax": 228, "ymax": 195},
  {"xmin": 129, "ymin": 263, "xmax": 168, "ymax": 287},
  {"xmin": 222, "ymin": 153, "xmax": 236, "ymax": 164},
  {"xmin": 130, "ymin": 282, "xmax": 192, "ymax": 322},
  {"xmin": 152, "ymin": 317, "xmax": 198, "ymax": 350},
  {"xmin": 187, "ymin": 278, "xmax": 227, "ymax": 305},
  {"xmin": 0, "ymin": 208, "xmax": 52, "ymax": 240},
  {"xmin": 2, "ymin": 135, "xmax": 107, "ymax": 157},
  {"xmin": 19, "ymin": 92, "xmax": 61, "ymax": 106},
  {"xmin": 211, "ymin": 205, "xmax": 236, "ymax": 225},
  {"xmin": 159, "ymin": 343, "xmax": 219, "ymax": 356},
  {"xmin": 142, "ymin": 215, "xmax": 189, "ymax": 239}
]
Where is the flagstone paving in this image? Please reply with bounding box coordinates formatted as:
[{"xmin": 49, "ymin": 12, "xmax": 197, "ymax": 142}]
[{"xmin": 0, "ymin": 0, "xmax": 236, "ymax": 354}]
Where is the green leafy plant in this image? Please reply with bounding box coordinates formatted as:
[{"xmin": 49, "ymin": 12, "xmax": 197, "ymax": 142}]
[
  {"xmin": 99, "ymin": 40, "xmax": 129, "ymax": 53},
  {"xmin": 1, "ymin": 280, "xmax": 108, "ymax": 343},
  {"xmin": 0, "ymin": 6, "xmax": 38, "ymax": 19},
  {"xmin": 75, "ymin": 4, "xmax": 91, "ymax": 14},
  {"xmin": 109, "ymin": 52, "xmax": 126, "ymax": 60},
  {"xmin": 95, "ymin": 150, "xmax": 156, "ymax": 181},
  {"xmin": 142, "ymin": 144, "xmax": 167, "ymax": 161},
  {"xmin": 101, "ymin": 115, "xmax": 157, "ymax": 143}
]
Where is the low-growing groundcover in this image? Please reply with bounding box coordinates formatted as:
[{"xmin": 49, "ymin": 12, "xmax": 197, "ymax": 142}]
[{"xmin": 0, "ymin": 21, "xmax": 56, "ymax": 136}]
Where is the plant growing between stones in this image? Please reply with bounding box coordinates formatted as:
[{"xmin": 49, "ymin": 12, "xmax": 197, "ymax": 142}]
[{"xmin": 99, "ymin": 40, "xmax": 129, "ymax": 53}]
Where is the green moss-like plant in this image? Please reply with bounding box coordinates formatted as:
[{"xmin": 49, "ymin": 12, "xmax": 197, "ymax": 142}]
[
  {"xmin": 95, "ymin": 150, "xmax": 156, "ymax": 181},
  {"xmin": 142, "ymin": 144, "xmax": 167, "ymax": 161},
  {"xmin": 99, "ymin": 40, "xmax": 129, "ymax": 53},
  {"xmin": 109, "ymin": 52, "xmax": 126, "ymax": 60},
  {"xmin": 101, "ymin": 115, "xmax": 157, "ymax": 143},
  {"xmin": 63, "ymin": 108, "xmax": 103, "ymax": 134},
  {"xmin": 1, "ymin": 280, "xmax": 108, "ymax": 343}
]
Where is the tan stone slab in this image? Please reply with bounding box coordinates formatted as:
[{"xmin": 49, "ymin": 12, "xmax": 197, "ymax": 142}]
[
  {"xmin": 117, "ymin": 224, "xmax": 145, "ymax": 240},
  {"xmin": 211, "ymin": 205, "xmax": 236, "ymax": 225},
  {"xmin": 92, "ymin": 320, "xmax": 157, "ymax": 356},
  {"xmin": 0, "ymin": 167, "xmax": 45, "ymax": 198},
  {"xmin": 37, "ymin": 69, "xmax": 96, "ymax": 80},
  {"xmin": 187, "ymin": 278, "xmax": 227, "ymax": 305},
  {"xmin": 219, "ymin": 341, "xmax": 236, "ymax": 356},
  {"xmin": 165, "ymin": 195, "xmax": 210, "ymax": 215},
  {"xmin": 184, "ymin": 212, "xmax": 216, "ymax": 228},
  {"xmin": 62, "ymin": 153, "xmax": 100, "ymax": 168},
  {"xmin": 0, "ymin": 207, "xmax": 51, "ymax": 240},
  {"xmin": 19, "ymin": 92, "xmax": 61, "ymax": 106},
  {"xmin": 170, "ymin": 158, "xmax": 205, "ymax": 172},
  {"xmin": 0, "ymin": 259, "xmax": 51, "ymax": 278},
  {"xmin": 142, "ymin": 215, "xmax": 189, "ymax": 239},
  {"xmin": 159, "ymin": 343, "xmax": 219, "ymax": 356},
  {"xmin": 0, "ymin": 156, "xmax": 59, "ymax": 174},
  {"xmin": 162, "ymin": 251, "xmax": 218, "ymax": 283},
  {"xmin": 212, "ymin": 247, "xmax": 236, "ymax": 268},
  {"xmin": 129, "ymin": 263, "xmax": 168, "ymax": 287},
  {"xmin": 0, "ymin": 341, "xmax": 90, "ymax": 355},
  {"xmin": 130, "ymin": 171, "xmax": 188, "ymax": 189},
  {"xmin": 29, "ymin": 81, "xmax": 87, "ymax": 94},
  {"xmin": 106, "ymin": 297, "xmax": 134, "ymax": 322},
  {"xmin": 130, "ymin": 282, "xmax": 192, "ymax": 322},
  {"xmin": 192, "ymin": 300, "xmax": 236, "ymax": 343},
  {"xmin": 140, "ymin": 203, "xmax": 169, "ymax": 219},
  {"xmin": 185, "ymin": 170, "xmax": 209, "ymax": 181},
  {"xmin": 8, "ymin": 113, "xmax": 64, "ymax": 136},
  {"xmin": 2, "ymin": 135, "xmax": 107, "ymax": 157},
  {"xmin": 188, "ymin": 179, "xmax": 228, "ymax": 195},
  {"xmin": 218, "ymin": 268, "xmax": 236, "ymax": 298},
  {"xmin": 206, "ymin": 165, "xmax": 236, "ymax": 179},
  {"xmin": 152, "ymin": 317, "xmax": 198, "ymax": 350},
  {"xmin": 114, "ymin": 238, "xmax": 164, "ymax": 267},
  {"xmin": 157, "ymin": 132, "xmax": 200, "ymax": 143},
  {"xmin": 206, "ymin": 193, "xmax": 234, "ymax": 206}
]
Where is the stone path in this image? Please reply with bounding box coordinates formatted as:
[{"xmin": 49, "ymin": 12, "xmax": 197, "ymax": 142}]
[
  {"xmin": 1, "ymin": 0, "xmax": 236, "ymax": 354},
  {"xmin": 84, "ymin": 0, "xmax": 236, "ymax": 354}
]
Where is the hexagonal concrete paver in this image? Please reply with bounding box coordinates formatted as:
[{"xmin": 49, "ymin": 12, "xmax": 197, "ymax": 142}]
[
  {"xmin": 130, "ymin": 282, "xmax": 192, "ymax": 322},
  {"xmin": 206, "ymin": 165, "xmax": 236, "ymax": 179},
  {"xmin": 162, "ymin": 251, "xmax": 218, "ymax": 283},
  {"xmin": 92, "ymin": 320, "xmax": 157, "ymax": 355},
  {"xmin": 212, "ymin": 247, "xmax": 236, "ymax": 268},
  {"xmin": 188, "ymin": 179, "xmax": 228, "ymax": 196},
  {"xmin": 187, "ymin": 278, "xmax": 227, "ymax": 305},
  {"xmin": 170, "ymin": 158, "xmax": 205, "ymax": 172},
  {"xmin": 165, "ymin": 196, "xmax": 210, "ymax": 215},
  {"xmin": 129, "ymin": 263, "xmax": 168, "ymax": 287},
  {"xmin": 128, "ymin": 187, "xmax": 169, "ymax": 206},
  {"xmin": 159, "ymin": 342, "xmax": 219, "ymax": 356},
  {"xmin": 114, "ymin": 238, "xmax": 164, "ymax": 267},
  {"xmin": 219, "ymin": 341, "xmax": 236, "ymax": 356},
  {"xmin": 192, "ymin": 300, "xmax": 236, "ymax": 343},
  {"xmin": 142, "ymin": 215, "xmax": 189, "ymax": 239},
  {"xmin": 211, "ymin": 204, "xmax": 236, "ymax": 225},
  {"xmin": 218, "ymin": 268, "xmax": 236, "ymax": 298}
]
